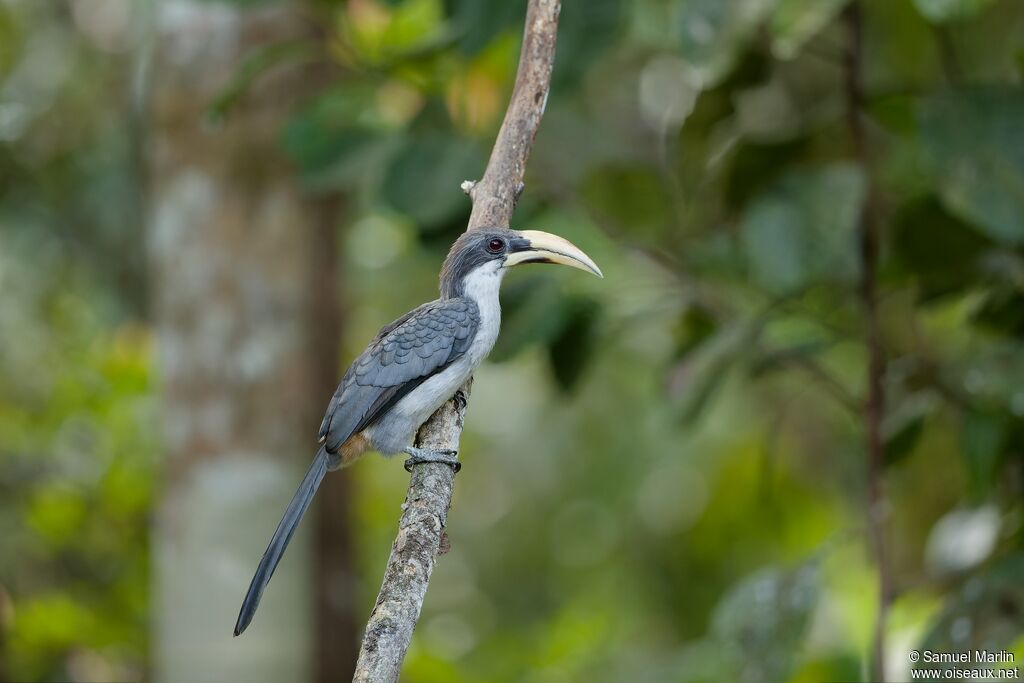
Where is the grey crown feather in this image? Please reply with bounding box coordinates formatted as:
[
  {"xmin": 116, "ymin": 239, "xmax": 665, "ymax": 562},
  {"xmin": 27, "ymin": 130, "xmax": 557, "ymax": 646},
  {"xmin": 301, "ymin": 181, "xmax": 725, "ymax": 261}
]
[{"xmin": 318, "ymin": 298, "xmax": 480, "ymax": 452}]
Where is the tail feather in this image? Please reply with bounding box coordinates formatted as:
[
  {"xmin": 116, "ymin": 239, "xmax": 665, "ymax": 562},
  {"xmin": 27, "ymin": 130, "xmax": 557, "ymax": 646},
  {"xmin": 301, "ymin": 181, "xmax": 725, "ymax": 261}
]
[{"xmin": 234, "ymin": 446, "xmax": 336, "ymax": 636}]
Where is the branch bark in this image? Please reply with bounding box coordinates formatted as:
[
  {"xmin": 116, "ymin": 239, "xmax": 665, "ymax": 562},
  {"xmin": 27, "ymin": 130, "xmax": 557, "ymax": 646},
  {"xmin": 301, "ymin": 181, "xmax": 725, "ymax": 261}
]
[
  {"xmin": 844, "ymin": 4, "xmax": 891, "ymax": 682},
  {"xmin": 351, "ymin": 2, "xmax": 561, "ymax": 681}
]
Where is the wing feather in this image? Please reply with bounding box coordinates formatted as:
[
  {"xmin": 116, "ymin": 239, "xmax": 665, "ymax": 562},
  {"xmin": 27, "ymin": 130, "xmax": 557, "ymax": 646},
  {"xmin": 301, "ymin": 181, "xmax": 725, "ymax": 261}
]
[{"xmin": 317, "ymin": 298, "xmax": 480, "ymax": 452}]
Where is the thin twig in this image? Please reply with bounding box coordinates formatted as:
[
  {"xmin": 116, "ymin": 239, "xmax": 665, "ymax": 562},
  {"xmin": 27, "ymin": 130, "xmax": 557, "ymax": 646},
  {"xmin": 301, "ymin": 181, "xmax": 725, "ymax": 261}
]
[
  {"xmin": 844, "ymin": 4, "xmax": 891, "ymax": 682},
  {"xmin": 351, "ymin": 2, "xmax": 561, "ymax": 681}
]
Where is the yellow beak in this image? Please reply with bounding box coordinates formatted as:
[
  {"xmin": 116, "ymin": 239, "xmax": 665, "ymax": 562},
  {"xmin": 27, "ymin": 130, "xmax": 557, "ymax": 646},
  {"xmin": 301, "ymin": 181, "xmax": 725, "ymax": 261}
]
[{"xmin": 504, "ymin": 230, "xmax": 603, "ymax": 278}]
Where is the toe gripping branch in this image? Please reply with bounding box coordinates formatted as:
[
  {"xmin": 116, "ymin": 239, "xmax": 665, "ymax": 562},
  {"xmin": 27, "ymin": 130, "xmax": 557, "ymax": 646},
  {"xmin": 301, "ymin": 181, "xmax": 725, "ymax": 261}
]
[
  {"xmin": 404, "ymin": 449, "xmax": 462, "ymax": 474},
  {"xmin": 402, "ymin": 390, "xmax": 469, "ymax": 474}
]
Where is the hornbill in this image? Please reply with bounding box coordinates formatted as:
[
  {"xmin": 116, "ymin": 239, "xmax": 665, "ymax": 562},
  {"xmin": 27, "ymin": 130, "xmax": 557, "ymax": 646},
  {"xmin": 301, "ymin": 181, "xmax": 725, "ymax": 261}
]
[{"xmin": 233, "ymin": 228, "xmax": 602, "ymax": 636}]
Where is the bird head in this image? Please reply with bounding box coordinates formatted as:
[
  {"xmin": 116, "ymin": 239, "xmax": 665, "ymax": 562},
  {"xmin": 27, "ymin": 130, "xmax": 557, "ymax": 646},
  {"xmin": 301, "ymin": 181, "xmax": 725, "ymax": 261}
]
[{"xmin": 440, "ymin": 228, "xmax": 603, "ymax": 299}]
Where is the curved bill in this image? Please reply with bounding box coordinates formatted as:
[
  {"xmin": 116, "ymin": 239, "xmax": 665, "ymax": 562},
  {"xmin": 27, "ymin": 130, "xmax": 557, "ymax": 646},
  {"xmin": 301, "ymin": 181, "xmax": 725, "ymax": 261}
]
[{"xmin": 504, "ymin": 230, "xmax": 603, "ymax": 278}]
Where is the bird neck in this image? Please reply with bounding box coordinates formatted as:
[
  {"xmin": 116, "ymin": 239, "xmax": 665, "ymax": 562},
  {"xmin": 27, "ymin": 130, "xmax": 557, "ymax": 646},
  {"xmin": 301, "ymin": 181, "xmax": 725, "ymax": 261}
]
[
  {"xmin": 461, "ymin": 263, "xmax": 504, "ymax": 355},
  {"xmin": 440, "ymin": 260, "xmax": 505, "ymax": 301}
]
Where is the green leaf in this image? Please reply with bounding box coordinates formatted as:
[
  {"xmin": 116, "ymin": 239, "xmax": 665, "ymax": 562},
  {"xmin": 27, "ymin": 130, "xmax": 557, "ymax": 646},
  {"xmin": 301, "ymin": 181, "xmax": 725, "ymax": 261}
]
[
  {"xmin": 389, "ymin": 0, "xmax": 444, "ymax": 48},
  {"xmin": 748, "ymin": 340, "xmax": 831, "ymax": 378},
  {"xmin": 770, "ymin": 0, "xmax": 848, "ymax": 60},
  {"xmin": 710, "ymin": 562, "xmax": 820, "ymax": 683},
  {"xmin": 282, "ymin": 121, "xmax": 382, "ymax": 179},
  {"xmin": 552, "ymin": 0, "xmax": 623, "ymax": 88},
  {"xmin": 891, "ymin": 197, "xmax": 991, "ymax": 301},
  {"xmin": 281, "ymin": 83, "xmax": 383, "ymax": 170},
  {"xmin": 919, "ymin": 88, "xmax": 1024, "ymax": 245},
  {"xmin": 961, "ymin": 411, "xmax": 1006, "ymax": 498},
  {"xmin": 884, "ymin": 415, "xmax": 925, "ymax": 466},
  {"xmin": 26, "ymin": 487, "xmax": 87, "ymax": 544},
  {"xmin": 0, "ymin": 3, "xmax": 20, "ymax": 77},
  {"xmin": 580, "ymin": 165, "xmax": 673, "ymax": 243},
  {"xmin": 674, "ymin": 325, "xmax": 752, "ymax": 424},
  {"xmin": 678, "ymin": 358, "xmax": 733, "ymax": 425},
  {"xmin": 546, "ymin": 296, "xmax": 602, "ymax": 392},
  {"xmin": 970, "ymin": 284, "xmax": 1024, "ymax": 338},
  {"xmin": 919, "ymin": 554, "xmax": 1024, "ymax": 664},
  {"xmin": 346, "ymin": 0, "xmax": 453, "ymax": 67},
  {"xmin": 673, "ymin": 304, "xmax": 719, "ymax": 360},
  {"xmin": 491, "ymin": 280, "xmax": 602, "ymax": 391},
  {"xmin": 726, "ymin": 138, "xmax": 809, "ymax": 207},
  {"xmin": 381, "ymin": 133, "xmax": 482, "ymax": 228},
  {"xmin": 869, "ymin": 93, "xmax": 919, "ymax": 136},
  {"xmin": 280, "ymin": 84, "xmax": 405, "ymax": 192},
  {"xmin": 678, "ymin": 0, "xmax": 774, "ymax": 86},
  {"xmin": 741, "ymin": 199, "xmax": 805, "ymax": 292},
  {"xmin": 490, "ymin": 277, "xmax": 569, "ymax": 362},
  {"xmin": 446, "ymin": 0, "xmax": 524, "ymax": 55},
  {"xmin": 912, "ymin": 0, "xmax": 997, "ymax": 23},
  {"xmin": 740, "ymin": 164, "xmax": 866, "ymax": 293}
]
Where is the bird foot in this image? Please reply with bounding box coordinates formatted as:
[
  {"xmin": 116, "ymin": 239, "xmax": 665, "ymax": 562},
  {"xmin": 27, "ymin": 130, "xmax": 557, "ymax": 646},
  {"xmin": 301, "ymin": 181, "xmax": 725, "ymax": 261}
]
[{"xmin": 404, "ymin": 447, "xmax": 461, "ymax": 473}]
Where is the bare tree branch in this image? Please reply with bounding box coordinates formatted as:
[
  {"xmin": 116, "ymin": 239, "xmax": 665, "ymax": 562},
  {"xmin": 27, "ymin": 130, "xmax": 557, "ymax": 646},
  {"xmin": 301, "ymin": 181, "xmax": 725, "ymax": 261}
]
[
  {"xmin": 844, "ymin": 4, "xmax": 891, "ymax": 682},
  {"xmin": 352, "ymin": 2, "xmax": 561, "ymax": 681}
]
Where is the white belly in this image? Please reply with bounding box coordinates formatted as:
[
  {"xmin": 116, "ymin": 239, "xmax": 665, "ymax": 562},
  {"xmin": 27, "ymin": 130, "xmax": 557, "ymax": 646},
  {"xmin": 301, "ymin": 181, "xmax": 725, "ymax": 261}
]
[{"xmin": 365, "ymin": 357, "xmax": 475, "ymax": 454}]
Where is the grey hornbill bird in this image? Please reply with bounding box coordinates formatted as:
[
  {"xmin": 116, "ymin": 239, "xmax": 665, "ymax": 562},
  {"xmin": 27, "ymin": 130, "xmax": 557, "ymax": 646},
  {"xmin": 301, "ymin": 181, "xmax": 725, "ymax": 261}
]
[{"xmin": 234, "ymin": 227, "xmax": 602, "ymax": 636}]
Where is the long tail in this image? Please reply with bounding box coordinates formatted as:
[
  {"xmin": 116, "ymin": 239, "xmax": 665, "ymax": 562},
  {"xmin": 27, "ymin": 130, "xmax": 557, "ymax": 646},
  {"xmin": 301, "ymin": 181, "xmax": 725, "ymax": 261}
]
[{"xmin": 234, "ymin": 446, "xmax": 337, "ymax": 636}]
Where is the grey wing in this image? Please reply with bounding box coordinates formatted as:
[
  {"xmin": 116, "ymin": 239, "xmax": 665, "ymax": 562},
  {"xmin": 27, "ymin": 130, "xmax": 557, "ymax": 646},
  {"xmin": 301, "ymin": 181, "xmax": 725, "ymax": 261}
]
[{"xmin": 317, "ymin": 298, "xmax": 480, "ymax": 452}]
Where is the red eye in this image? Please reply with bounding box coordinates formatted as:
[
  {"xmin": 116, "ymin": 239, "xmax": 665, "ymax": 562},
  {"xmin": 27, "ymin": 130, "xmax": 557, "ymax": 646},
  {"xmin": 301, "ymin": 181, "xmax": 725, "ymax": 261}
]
[{"xmin": 487, "ymin": 238, "xmax": 505, "ymax": 253}]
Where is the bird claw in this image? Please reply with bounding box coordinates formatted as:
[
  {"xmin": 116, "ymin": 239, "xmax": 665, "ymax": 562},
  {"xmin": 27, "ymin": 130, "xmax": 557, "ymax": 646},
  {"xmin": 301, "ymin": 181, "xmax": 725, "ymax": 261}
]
[
  {"xmin": 453, "ymin": 390, "xmax": 468, "ymax": 410},
  {"xmin": 403, "ymin": 448, "xmax": 461, "ymax": 473}
]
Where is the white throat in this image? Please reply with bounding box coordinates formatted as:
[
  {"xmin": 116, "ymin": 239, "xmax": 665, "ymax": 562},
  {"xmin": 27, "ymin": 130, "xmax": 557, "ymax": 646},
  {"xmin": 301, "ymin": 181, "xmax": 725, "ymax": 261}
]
[
  {"xmin": 461, "ymin": 260, "xmax": 505, "ymax": 362},
  {"xmin": 462, "ymin": 260, "xmax": 505, "ymax": 307}
]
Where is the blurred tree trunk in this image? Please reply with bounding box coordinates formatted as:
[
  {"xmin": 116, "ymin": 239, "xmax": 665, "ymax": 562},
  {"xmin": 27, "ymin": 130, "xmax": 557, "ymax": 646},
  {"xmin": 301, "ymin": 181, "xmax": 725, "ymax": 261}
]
[
  {"xmin": 309, "ymin": 201, "xmax": 360, "ymax": 683},
  {"xmin": 147, "ymin": 2, "xmax": 356, "ymax": 681}
]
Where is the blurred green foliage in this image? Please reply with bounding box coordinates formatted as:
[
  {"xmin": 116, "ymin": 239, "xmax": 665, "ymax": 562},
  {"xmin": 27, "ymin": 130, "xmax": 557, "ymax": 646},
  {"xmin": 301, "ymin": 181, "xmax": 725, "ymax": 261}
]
[
  {"xmin": 2, "ymin": 0, "xmax": 1024, "ymax": 681},
  {"xmin": 0, "ymin": 0, "xmax": 154, "ymax": 680}
]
